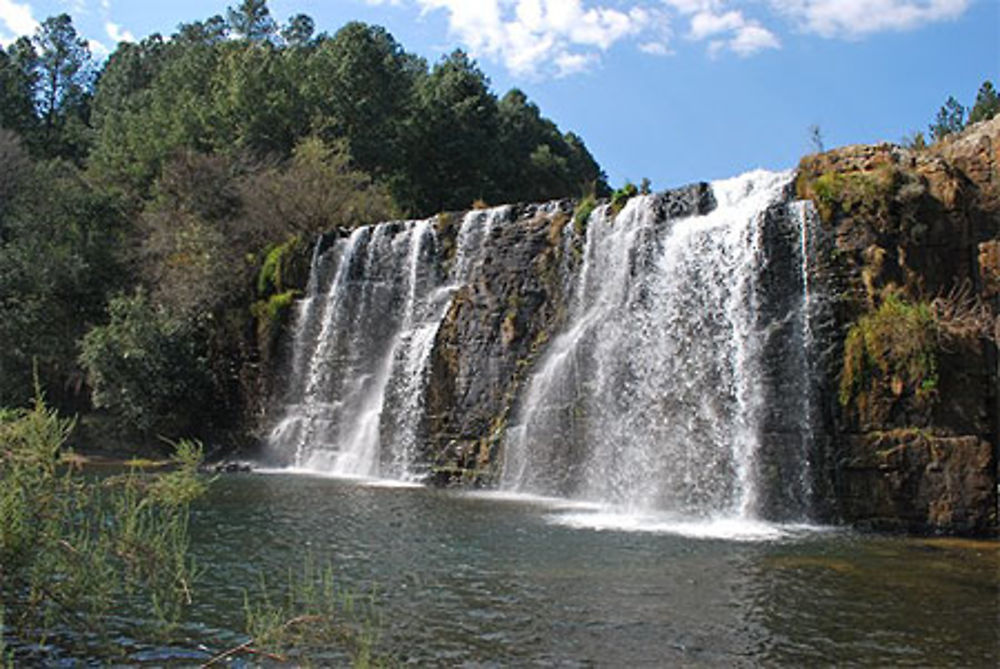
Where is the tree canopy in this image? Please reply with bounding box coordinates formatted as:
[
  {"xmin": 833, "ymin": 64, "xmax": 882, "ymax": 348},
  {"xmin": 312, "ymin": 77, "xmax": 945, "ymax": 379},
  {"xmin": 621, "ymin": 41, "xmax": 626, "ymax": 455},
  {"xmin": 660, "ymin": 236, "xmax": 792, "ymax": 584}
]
[{"xmin": 0, "ymin": 3, "xmax": 607, "ymax": 448}]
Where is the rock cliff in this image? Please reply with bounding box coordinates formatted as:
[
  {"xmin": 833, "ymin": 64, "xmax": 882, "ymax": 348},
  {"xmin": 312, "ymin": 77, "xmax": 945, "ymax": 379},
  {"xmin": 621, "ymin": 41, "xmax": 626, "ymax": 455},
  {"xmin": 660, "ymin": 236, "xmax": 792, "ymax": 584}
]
[
  {"xmin": 797, "ymin": 116, "xmax": 999, "ymax": 535},
  {"xmin": 266, "ymin": 119, "xmax": 998, "ymax": 536}
]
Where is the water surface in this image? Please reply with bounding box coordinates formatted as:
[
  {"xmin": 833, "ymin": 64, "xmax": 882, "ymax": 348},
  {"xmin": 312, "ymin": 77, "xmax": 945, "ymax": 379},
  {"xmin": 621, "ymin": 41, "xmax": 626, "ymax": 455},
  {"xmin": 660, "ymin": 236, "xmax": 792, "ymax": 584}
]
[{"xmin": 187, "ymin": 473, "xmax": 999, "ymax": 666}]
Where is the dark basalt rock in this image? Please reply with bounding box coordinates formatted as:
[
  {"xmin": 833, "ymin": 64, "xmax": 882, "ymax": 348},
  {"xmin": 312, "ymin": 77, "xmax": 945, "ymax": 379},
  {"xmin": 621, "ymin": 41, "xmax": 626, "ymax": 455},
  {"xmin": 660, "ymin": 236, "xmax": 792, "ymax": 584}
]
[{"xmin": 649, "ymin": 181, "xmax": 716, "ymax": 221}]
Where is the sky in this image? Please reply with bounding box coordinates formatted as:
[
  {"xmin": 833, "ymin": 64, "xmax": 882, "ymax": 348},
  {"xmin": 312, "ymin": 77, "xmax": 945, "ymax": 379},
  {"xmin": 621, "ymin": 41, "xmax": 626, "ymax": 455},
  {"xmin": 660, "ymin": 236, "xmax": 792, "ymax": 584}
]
[{"xmin": 1, "ymin": 0, "xmax": 997, "ymax": 190}]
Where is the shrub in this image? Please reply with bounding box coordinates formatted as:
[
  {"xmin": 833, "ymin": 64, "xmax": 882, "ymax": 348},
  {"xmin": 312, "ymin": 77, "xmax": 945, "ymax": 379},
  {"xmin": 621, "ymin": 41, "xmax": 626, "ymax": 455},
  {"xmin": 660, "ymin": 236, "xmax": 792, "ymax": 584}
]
[
  {"xmin": 258, "ymin": 236, "xmax": 301, "ymax": 297},
  {"xmin": 839, "ymin": 294, "xmax": 939, "ymax": 411},
  {"xmin": 609, "ymin": 181, "xmax": 638, "ymax": 217},
  {"xmin": 803, "ymin": 167, "xmax": 897, "ymax": 225},
  {"xmin": 219, "ymin": 557, "xmax": 392, "ymax": 667},
  {"xmin": 573, "ymin": 195, "xmax": 596, "ymax": 235},
  {"xmin": 79, "ymin": 291, "xmax": 211, "ymax": 438},
  {"xmin": 0, "ymin": 391, "xmax": 206, "ymax": 657}
]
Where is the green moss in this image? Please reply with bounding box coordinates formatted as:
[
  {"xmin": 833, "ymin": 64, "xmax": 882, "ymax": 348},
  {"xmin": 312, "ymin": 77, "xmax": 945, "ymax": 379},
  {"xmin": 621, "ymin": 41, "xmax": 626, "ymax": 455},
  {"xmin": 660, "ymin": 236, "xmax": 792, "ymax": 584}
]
[
  {"xmin": 802, "ymin": 167, "xmax": 898, "ymax": 225},
  {"xmin": 573, "ymin": 195, "xmax": 597, "ymax": 235},
  {"xmin": 257, "ymin": 236, "xmax": 301, "ymax": 297},
  {"xmin": 839, "ymin": 294, "xmax": 940, "ymax": 410},
  {"xmin": 609, "ymin": 182, "xmax": 638, "ymax": 218},
  {"xmin": 252, "ymin": 290, "xmax": 298, "ymax": 325}
]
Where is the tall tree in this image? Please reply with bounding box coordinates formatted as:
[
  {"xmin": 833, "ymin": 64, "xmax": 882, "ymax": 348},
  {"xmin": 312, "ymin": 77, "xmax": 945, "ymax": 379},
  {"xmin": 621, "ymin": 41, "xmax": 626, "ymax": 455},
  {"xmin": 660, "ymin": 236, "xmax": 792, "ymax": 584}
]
[
  {"xmin": 174, "ymin": 16, "xmax": 229, "ymax": 45},
  {"xmin": 227, "ymin": 0, "xmax": 277, "ymax": 42},
  {"xmin": 304, "ymin": 23, "xmax": 418, "ymax": 180},
  {"xmin": 406, "ymin": 50, "xmax": 499, "ymax": 213},
  {"xmin": 282, "ymin": 14, "xmax": 315, "ymax": 47},
  {"xmin": 33, "ymin": 15, "xmax": 93, "ymax": 152},
  {"xmin": 929, "ymin": 95, "xmax": 965, "ymax": 141},
  {"xmin": 0, "ymin": 47, "xmax": 37, "ymax": 137},
  {"xmin": 968, "ymin": 80, "xmax": 999, "ymax": 125}
]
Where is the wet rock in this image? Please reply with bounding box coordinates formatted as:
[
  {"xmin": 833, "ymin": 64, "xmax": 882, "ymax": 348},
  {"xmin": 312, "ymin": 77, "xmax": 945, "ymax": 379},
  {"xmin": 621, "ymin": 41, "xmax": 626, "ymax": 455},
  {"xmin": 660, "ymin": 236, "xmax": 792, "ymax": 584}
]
[
  {"xmin": 211, "ymin": 461, "xmax": 253, "ymax": 474},
  {"xmin": 838, "ymin": 433, "xmax": 995, "ymax": 535}
]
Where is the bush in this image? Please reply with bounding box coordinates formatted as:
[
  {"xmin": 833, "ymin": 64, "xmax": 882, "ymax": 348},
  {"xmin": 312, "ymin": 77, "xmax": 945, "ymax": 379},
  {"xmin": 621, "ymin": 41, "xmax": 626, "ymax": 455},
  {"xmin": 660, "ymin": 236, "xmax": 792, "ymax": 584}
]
[
  {"xmin": 257, "ymin": 236, "xmax": 302, "ymax": 297},
  {"xmin": 839, "ymin": 294, "xmax": 939, "ymax": 411},
  {"xmin": 0, "ymin": 391, "xmax": 206, "ymax": 657},
  {"xmin": 573, "ymin": 194, "xmax": 597, "ymax": 235},
  {"xmin": 79, "ymin": 291, "xmax": 212, "ymax": 438},
  {"xmin": 801, "ymin": 167, "xmax": 897, "ymax": 225},
  {"xmin": 224, "ymin": 557, "xmax": 392, "ymax": 667},
  {"xmin": 609, "ymin": 181, "xmax": 638, "ymax": 217}
]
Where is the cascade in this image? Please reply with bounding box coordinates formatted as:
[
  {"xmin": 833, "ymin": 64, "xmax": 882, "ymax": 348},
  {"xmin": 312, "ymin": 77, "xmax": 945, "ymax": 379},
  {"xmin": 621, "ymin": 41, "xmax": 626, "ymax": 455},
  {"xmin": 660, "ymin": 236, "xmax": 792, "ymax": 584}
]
[
  {"xmin": 501, "ymin": 170, "xmax": 815, "ymax": 520},
  {"xmin": 268, "ymin": 207, "xmax": 514, "ymax": 478},
  {"xmin": 267, "ymin": 170, "xmax": 818, "ymax": 521}
]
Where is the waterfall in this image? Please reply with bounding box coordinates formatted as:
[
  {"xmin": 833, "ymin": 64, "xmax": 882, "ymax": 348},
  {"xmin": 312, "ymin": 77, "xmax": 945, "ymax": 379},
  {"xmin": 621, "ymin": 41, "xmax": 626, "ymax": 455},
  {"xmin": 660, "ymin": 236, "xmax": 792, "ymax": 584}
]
[
  {"xmin": 267, "ymin": 169, "xmax": 818, "ymax": 522},
  {"xmin": 267, "ymin": 207, "xmax": 515, "ymax": 478},
  {"xmin": 500, "ymin": 170, "xmax": 815, "ymax": 520}
]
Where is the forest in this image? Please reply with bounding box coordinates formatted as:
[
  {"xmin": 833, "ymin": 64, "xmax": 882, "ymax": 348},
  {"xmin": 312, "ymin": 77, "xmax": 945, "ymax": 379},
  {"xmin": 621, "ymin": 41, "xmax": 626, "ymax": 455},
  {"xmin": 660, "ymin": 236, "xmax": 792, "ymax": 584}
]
[{"xmin": 0, "ymin": 1, "xmax": 608, "ymax": 453}]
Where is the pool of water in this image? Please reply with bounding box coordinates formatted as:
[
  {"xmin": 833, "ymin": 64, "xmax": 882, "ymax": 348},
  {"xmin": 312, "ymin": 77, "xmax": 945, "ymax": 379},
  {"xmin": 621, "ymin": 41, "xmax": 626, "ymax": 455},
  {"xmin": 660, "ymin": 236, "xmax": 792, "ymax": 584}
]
[{"xmin": 180, "ymin": 472, "xmax": 998, "ymax": 666}]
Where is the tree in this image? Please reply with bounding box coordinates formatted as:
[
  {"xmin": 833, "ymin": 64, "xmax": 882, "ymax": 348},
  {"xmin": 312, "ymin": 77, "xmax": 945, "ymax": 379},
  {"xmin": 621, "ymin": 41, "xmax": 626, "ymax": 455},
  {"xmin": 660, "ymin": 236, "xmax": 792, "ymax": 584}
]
[
  {"xmin": 282, "ymin": 14, "xmax": 315, "ymax": 47},
  {"xmin": 0, "ymin": 158, "xmax": 127, "ymax": 409},
  {"xmin": 240, "ymin": 136, "xmax": 396, "ymax": 238},
  {"xmin": 304, "ymin": 23, "xmax": 419, "ymax": 181},
  {"xmin": 174, "ymin": 15, "xmax": 229, "ymax": 45},
  {"xmin": 405, "ymin": 50, "xmax": 500, "ymax": 213},
  {"xmin": 0, "ymin": 130, "xmax": 29, "ymax": 229},
  {"xmin": 31, "ymin": 14, "xmax": 94, "ymax": 160},
  {"xmin": 0, "ymin": 47, "xmax": 37, "ymax": 137},
  {"xmin": 808, "ymin": 124, "xmax": 824, "ymax": 153},
  {"xmin": 968, "ymin": 80, "xmax": 999, "ymax": 125},
  {"xmin": 227, "ymin": 0, "xmax": 277, "ymax": 42},
  {"xmin": 929, "ymin": 95, "xmax": 965, "ymax": 140},
  {"xmin": 79, "ymin": 291, "xmax": 212, "ymax": 437}
]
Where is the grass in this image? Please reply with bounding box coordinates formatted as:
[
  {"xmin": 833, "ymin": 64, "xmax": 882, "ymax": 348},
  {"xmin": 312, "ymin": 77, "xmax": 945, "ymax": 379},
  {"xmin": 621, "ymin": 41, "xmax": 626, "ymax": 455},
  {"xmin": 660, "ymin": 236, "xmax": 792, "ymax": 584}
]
[
  {"xmin": 798, "ymin": 167, "xmax": 898, "ymax": 225},
  {"xmin": 840, "ymin": 293, "xmax": 939, "ymax": 411},
  {"xmin": 222, "ymin": 557, "xmax": 393, "ymax": 668},
  {"xmin": 573, "ymin": 195, "xmax": 597, "ymax": 236}
]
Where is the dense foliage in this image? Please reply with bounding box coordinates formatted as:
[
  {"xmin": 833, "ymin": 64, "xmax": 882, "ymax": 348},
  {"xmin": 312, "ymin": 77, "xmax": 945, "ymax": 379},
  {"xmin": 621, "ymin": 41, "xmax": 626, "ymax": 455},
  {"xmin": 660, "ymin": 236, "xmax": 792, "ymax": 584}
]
[
  {"xmin": 0, "ymin": 1, "xmax": 607, "ymax": 451},
  {"xmin": 0, "ymin": 393, "xmax": 206, "ymax": 657}
]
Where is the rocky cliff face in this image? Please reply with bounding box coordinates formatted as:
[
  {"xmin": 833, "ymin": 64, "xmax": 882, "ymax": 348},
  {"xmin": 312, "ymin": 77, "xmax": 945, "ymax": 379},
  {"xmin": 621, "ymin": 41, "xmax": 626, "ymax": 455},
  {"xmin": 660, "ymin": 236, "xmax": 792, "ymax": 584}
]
[
  {"xmin": 423, "ymin": 202, "xmax": 579, "ymax": 483},
  {"xmin": 265, "ymin": 119, "xmax": 998, "ymax": 536},
  {"xmin": 797, "ymin": 116, "xmax": 999, "ymax": 535}
]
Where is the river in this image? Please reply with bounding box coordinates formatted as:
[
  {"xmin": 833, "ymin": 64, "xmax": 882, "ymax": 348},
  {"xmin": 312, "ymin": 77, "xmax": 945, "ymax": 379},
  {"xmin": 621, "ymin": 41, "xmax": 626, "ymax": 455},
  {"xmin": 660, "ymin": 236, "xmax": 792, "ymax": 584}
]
[{"xmin": 181, "ymin": 472, "xmax": 998, "ymax": 666}]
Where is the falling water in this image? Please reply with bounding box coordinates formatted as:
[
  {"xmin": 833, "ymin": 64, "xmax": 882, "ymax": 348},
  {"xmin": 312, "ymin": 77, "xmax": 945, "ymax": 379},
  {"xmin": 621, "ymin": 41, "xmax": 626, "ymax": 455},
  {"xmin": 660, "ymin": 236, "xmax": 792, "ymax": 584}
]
[
  {"xmin": 268, "ymin": 207, "xmax": 515, "ymax": 478},
  {"xmin": 268, "ymin": 170, "xmax": 818, "ymax": 521},
  {"xmin": 501, "ymin": 170, "xmax": 814, "ymax": 520}
]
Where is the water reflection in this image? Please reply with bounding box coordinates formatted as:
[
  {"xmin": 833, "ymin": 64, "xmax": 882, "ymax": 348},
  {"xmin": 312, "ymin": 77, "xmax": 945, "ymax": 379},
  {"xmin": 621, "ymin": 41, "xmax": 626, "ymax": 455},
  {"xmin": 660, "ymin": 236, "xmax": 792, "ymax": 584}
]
[{"xmin": 186, "ymin": 474, "xmax": 999, "ymax": 666}]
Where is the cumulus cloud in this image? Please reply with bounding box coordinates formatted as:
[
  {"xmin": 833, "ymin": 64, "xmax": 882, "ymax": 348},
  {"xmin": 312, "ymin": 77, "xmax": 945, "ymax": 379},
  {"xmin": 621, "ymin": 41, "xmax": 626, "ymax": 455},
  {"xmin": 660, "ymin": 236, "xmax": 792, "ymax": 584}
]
[
  {"xmin": 368, "ymin": 0, "xmax": 671, "ymax": 76},
  {"xmin": 0, "ymin": 0, "xmax": 39, "ymax": 45},
  {"xmin": 663, "ymin": 1, "xmax": 780, "ymax": 56},
  {"xmin": 366, "ymin": 0, "xmax": 971, "ymax": 73},
  {"xmin": 767, "ymin": 0, "xmax": 971, "ymax": 38},
  {"xmin": 88, "ymin": 37, "xmax": 109, "ymax": 58},
  {"xmin": 105, "ymin": 20, "xmax": 134, "ymax": 44}
]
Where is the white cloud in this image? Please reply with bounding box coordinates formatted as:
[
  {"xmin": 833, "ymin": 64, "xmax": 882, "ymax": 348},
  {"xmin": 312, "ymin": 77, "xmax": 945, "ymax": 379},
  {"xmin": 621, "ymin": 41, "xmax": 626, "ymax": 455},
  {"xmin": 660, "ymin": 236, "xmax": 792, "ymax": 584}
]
[
  {"xmin": 767, "ymin": 0, "xmax": 971, "ymax": 38},
  {"xmin": 689, "ymin": 9, "xmax": 743, "ymax": 40},
  {"xmin": 730, "ymin": 23, "xmax": 780, "ymax": 56},
  {"xmin": 367, "ymin": 0, "xmax": 970, "ymax": 76},
  {"xmin": 105, "ymin": 20, "xmax": 133, "ymax": 44},
  {"xmin": 0, "ymin": 0, "xmax": 39, "ymax": 45},
  {"xmin": 60, "ymin": 0, "xmax": 87, "ymax": 16},
  {"xmin": 88, "ymin": 37, "xmax": 109, "ymax": 59},
  {"xmin": 667, "ymin": 2, "xmax": 780, "ymax": 56},
  {"xmin": 369, "ymin": 0, "xmax": 671, "ymax": 76},
  {"xmin": 639, "ymin": 41, "xmax": 672, "ymax": 55}
]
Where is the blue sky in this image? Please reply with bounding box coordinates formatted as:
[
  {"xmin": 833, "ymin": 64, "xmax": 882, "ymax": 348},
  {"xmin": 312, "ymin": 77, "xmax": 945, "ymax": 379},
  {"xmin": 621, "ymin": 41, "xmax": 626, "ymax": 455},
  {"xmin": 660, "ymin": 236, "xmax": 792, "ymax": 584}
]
[{"xmin": 1, "ymin": 0, "xmax": 997, "ymax": 190}]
